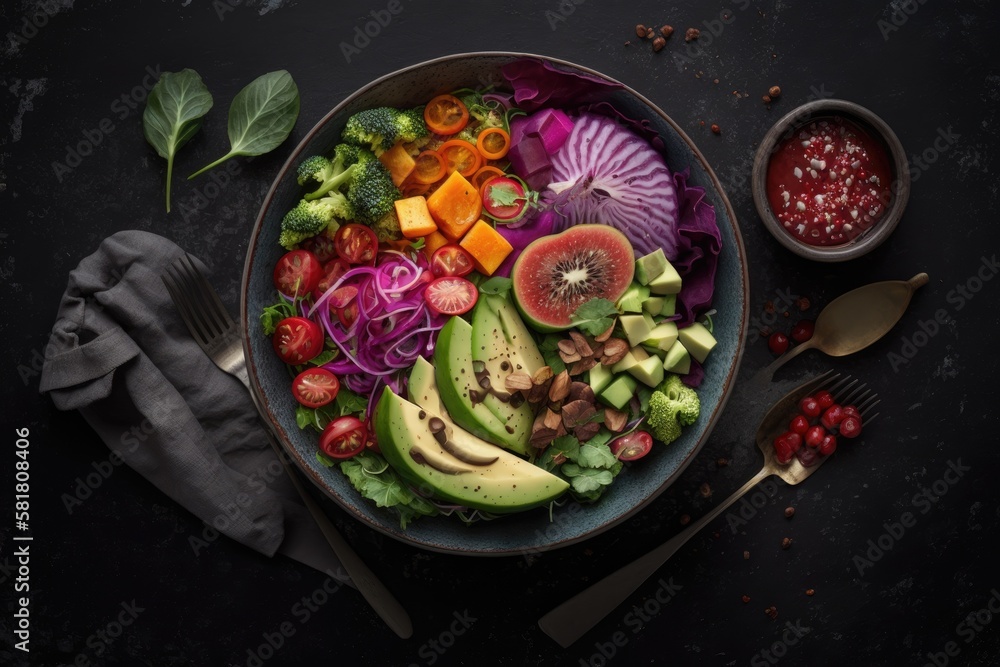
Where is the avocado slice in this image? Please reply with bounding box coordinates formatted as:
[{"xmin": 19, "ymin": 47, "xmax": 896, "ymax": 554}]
[
  {"xmin": 433, "ymin": 316, "xmax": 529, "ymax": 456},
  {"xmin": 587, "ymin": 361, "xmax": 614, "ymax": 395},
  {"xmin": 627, "ymin": 354, "xmax": 665, "ymax": 388},
  {"xmin": 661, "ymin": 339, "xmax": 691, "ymax": 374},
  {"xmin": 374, "ymin": 387, "xmax": 569, "ymax": 513},
  {"xmin": 643, "ymin": 294, "xmax": 676, "ymax": 318},
  {"xmin": 616, "ymin": 282, "xmax": 650, "ymax": 313},
  {"xmin": 677, "ymin": 322, "xmax": 717, "ymax": 363},
  {"xmin": 619, "ymin": 312, "xmax": 655, "ymax": 347},
  {"xmin": 647, "ymin": 260, "xmax": 682, "ymax": 295},
  {"xmin": 642, "ymin": 321, "xmax": 679, "ymax": 353},
  {"xmin": 634, "ymin": 248, "xmax": 668, "ymax": 285},
  {"xmin": 598, "ymin": 374, "xmax": 638, "ymax": 410}
]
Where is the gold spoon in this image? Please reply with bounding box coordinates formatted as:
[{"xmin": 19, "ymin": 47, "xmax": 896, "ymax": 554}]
[{"xmin": 754, "ymin": 272, "xmax": 928, "ymax": 384}]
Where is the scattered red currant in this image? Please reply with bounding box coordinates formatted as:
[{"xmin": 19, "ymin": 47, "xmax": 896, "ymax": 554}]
[
  {"xmin": 800, "ymin": 396, "xmax": 822, "ymax": 418},
  {"xmin": 805, "ymin": 425, "xmax": 826, "ymax": 448},
  {"xmin": 818, "ymin": 433, "xmax": 838, "ymax": 456},
  {"xmin": 790, "ymin": 319, "xmax": 815, "ymax": 343},
  {"xmin": 839, "ymin": 415, "xmax": 863, "ymax": 438},
  {"xmin": 814, "ymin": 389, "xmax": 834, "ymax": 410},
  {"xmin": 768, "ymin": 331, "xmax": 790, "ymax": 355},
  {"xmin": 821, "ymin": 404, "xmax": 845, "ymax": 430},
  {"xmin": 789, "ymin": 414, "xmax": 810, "ymax": 435}
]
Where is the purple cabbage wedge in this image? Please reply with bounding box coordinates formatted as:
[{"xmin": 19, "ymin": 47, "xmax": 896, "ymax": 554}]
[{"xmin": 543, "ymin": 112, "xmax": 680, "ymax": 260}]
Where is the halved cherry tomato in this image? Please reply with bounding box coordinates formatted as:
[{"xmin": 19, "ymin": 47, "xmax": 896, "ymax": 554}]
[
  {"xmin": 273, "ymin": 249, "xmax": 323, "ymax": 297},
  {"xmin": 430, "ymin": 244, "xmax": 475, "ymax": 278},
  {"xmin": 424, "ymin": 276, "xmax": 478, "ymax": 315},
  {"xmin": 476, "ymin": 127, "xmax": 511, "ymax": 160},
  {"xmin": 423, "ymin": 94, "xmax": 469, "ymax": 135},
  {"xmin": 272, "ymin": 316, "xmax": 324, "ymax": 365},
  {"xmin": 481, "ymin": 176, "xmax": 529, "ymax": 223},
  {"xmin": 334, "ymin": 223, "xmax": 379, "ymax": 265},
  {"xmin": 471, "ymin": 165, "xmax": 506, "ymax": 192},
  {"xmin": 313, "ymin": 258, "xmax": 350, "ymax": 299},
  {"xmin": 438, "ymin": 140, "xmax": 482, "ymax": 178},
  {"xmin": 319, "ymin": 415, "xmax": 368, "ymax": 459},
  {"xmin": 610, "ymin": 430, "xmax": 653, "ymax": 461},
  {"xmin": 411, "ymin": 150, "xmax": 447, "ymax": 185},
  {"xmin": 335, "ymin": 301, "xmax": 359, "ymax": 329},
  {"xmin": 292, "ymin": 368, "xmax": 340, "ymax": 408},
  {"xmin": 300, "ymin": 234, "xmax": 338, "ymax": 263}
]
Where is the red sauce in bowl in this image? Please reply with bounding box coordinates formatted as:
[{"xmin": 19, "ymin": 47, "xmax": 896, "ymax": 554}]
[{"xmin": 765, "ymin": 117, "xmax": 893, "ymax": 247}]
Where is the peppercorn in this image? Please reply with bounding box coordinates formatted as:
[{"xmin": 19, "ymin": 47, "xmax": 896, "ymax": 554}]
[
  {"xmin": 660, "ymin": 24, "xmax": 674, "ymax": 38},
  {"xmin": 781, "ymin": 537, "xmax": 793, "ymax": 550},
  {"xmin": 635, "ymin": 24, "xmax": 647, "ymax": 38},
  {"xmin": 685, "ymin": 27, "xmax": 700, "ymax": 41},
  {"xmin": 805, "ymin": 589, "xmax": 816, "ymax": 596},
  {"xmin": 762, "ymin": 94, "xmax": 772, "ymax": 104},
  {"xmin": 784, "ymin": 506, "xmax": 795, "ymax": 518},
  {"xmin": 653, "ymin": 36, "xmax": 666, "ymax": 51}
]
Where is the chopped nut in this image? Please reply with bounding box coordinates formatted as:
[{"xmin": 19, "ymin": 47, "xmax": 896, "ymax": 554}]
[
  {"xmin": 784, "ymin": 506, "xmax": 796, "ymax": 519},
  {"xmin": 557, "ymin": 339, "xmax": 578, "ymax": 356},
  {"xmin": 542, "ymin": 407, "xmax": 562, "ymax": 430},
  {"xmin": 527, "ymin": 366, "xmax": 554, "ymax": 403},
  {"xmin": 569, "ymin": 331, "xmax": 593, "ymax": 358},
  {"xmin": 601, "ymin": 338, "xmax": 629, "ymax": 365},
  {"xmin": 569, "ymin": 357, "xmax": 598, "ymax": 376},
  {"xmin": 781, "ymin": 537, "xmax": 793, "ymax": 550},
  {"xmin": 574, "ymin": 421, "xmax": 601, "ymax": 441},
  {"xmin": 548, "ymin": 370, "xmax": 571, "ymax": 403},
  {"xmin": 504, "ymin": 372, "xmax": 533, "ymax": 392},
  {"xmin": 660, "ymin": 24, "xmax": 674, "ymax": 38},
  {"xmin": 711, "ymin": 123, "xmax": 721, "ymax": 135},
  {"xmin": 743, "ymin": 550, "xmax": 750, "ymax": 560},
  {"xmin": 558, "ymin": 349, "xmax": 582, "ymax": 365},
  {"xmin": 652, "ymin": 36, "xmax": 666, "ymax": 51},
  {"xmin": 768, "ymin": 85, "xmax": 782, "ymax": 98},
  {"xmin": 796, "ymin": 296, "xmax": 811, "ymax": 311},
  {"xmin": 742, "ymin": 595, "xmax": 751, "ymax": 603},
  {"xmin": 699, "ymin": 482, "xmax": 712, "ymax": 498},
  {"xmin": 805, "ymin": 588, "xmax": 815, "ymax": 596},
  {"xmin": 679, "ymin": 514, "xmax": 691, "ymax": 526},
  {"xmin": 561, "ymin": 400, "xmax": 596, "ymax": 428},
  {"xmin": 765, "ymin": 605, "xmax": 778, "ymax": 619},
  {"xmin": 685, "ymin": 27, "xmax": 700, "ymax": 41},
  {"xmin": 716, "ymin": 457, "xmax": 729, "ymax": 467},
  {"xmin": 762, "ymin": 94, "xmax": 772, "ymax": 104},
  {"xmin": 568, "ymin": 382, "xmax": 595, "ymax": 404},
  {"xmin": 604, "ymin": 408, "xmax": 628, "ymax": 432},
  {"xmin": 635, "ymin": 23, "xmax": 647, "ymax": 38},
  {"xmin": 645, "ymin": 27, "xmax": 655, "ymax": 38},
  {"xmin": 594, "ymin": 322, "xmax": 615, "ymax": 342}
]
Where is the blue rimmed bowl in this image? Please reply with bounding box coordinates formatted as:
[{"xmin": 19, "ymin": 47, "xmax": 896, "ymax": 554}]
[{"xmin": 241, "ymin": 52, "xmax": 749, "ymax": 555}]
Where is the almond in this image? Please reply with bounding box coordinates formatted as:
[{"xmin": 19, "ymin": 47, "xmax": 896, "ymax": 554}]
[
  {"xmin": 504, "ymin": 372, "xmax": 533, "ymax": 392},
  {"xmin": 569, "ymin": 330, "xmax": 594, "ymax": 358},
  {"xmin": 548, "ymin": 370, "xmax": 571, "ymax": 403}
]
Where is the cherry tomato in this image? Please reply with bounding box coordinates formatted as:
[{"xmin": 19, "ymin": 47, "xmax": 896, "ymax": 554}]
[
  {"xmin": 334, "ymin": 223, "xmax": 379, "ymax": 265},
  {"xmin": 300, "ymin": 234, "xmax": 338, "ymax": 263},
  {"xmin": 272, "ymin": 316, "xmax": 324, "ymax": 365},
  {"xmin": 313, "ymin": 258, "xmax": 350, "ymax": 299},
  {"xmin": 411, "ymin": 150, "xmax": 446, "ymax": 184},
  {"xmin": 481, "ymin": 176, "xmax": 528, "ymax": 223},
  {"xmin": 438, "ymin": 139, "xmax": 482, "ymax": 177},
  {"xmin": 610, "ymin": 430, "xmax": 653, "ymax": 461},
  {"xmin": 430, "ymin": 244, "xmax": 475, "ymax": 278},
  {"xmin": 423, "ymin": 94, "xmax": 469, "ymax": 135},
  {"xmin": 424, "ymin": 276, "xmax": 478, "ymax": 316},
  {"xmin": 335, "ymin": 301, "xmax": 359, "ymax": 329},
  {"xmin": 292, "ymin": 368, "xmax": 340, "ymax": 408},
  {"xmin": 319, "ymin": 415, "xmax": 368, "ymax": 459},
  {"xmin": 273, "ymin": 249, "xmax": 323, "ymax": 297}
]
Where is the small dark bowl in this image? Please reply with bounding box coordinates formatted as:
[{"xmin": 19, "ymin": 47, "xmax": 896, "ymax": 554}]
[{"xmin": 752, "ymin": 99, "xmax": 909, "ymax": 262}]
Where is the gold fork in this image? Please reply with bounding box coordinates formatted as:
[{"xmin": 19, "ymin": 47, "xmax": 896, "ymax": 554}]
[
  {"xmin": 538, "ymin": 371, "xmax": 880, "ymax": 647},
  {"xmin": 162, "ymin": 253, "xmax": 413, "ymax": 639}
]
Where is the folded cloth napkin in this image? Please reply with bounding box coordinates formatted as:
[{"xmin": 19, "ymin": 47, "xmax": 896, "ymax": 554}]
[{"xmin": 39, "ymin": 230, "xmax": 352, "ymax": 587}]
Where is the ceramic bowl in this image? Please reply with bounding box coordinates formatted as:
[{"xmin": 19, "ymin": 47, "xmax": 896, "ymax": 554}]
[
  {"xmin": 751, "ymin": 99, "xmax": 909, "ymax": 262},
  {"xmin": 241, "ymin": 52, "xmax": 749, "ymax": 555}
]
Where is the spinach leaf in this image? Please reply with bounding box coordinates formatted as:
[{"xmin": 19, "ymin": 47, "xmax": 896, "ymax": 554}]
[
  {"xmin": 142, "ymin": 69, "xmax": 213, "ymax": 212},
  {"xmin": 189, "ymin": 70, "xmax": 299, "ymax": 178},
  {"xmin": 570, "ymin": 298, "xmax": 619, "ymax": 336}
]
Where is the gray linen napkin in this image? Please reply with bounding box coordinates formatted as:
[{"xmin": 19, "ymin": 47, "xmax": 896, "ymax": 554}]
[{"xmin": 39, "ymin": 230, "xmax": 352, "ymax": 587}]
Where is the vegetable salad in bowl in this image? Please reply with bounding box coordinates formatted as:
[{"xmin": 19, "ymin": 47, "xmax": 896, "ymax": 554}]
[{"xmin": 242, "ymin": 53, "xmax": 748, "ymax": 554}]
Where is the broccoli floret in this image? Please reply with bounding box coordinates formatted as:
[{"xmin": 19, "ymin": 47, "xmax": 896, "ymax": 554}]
[
  {"xmin": 296, "ymin": 144, "xmax": 364, "ymax": 201},
  {"xmin": 456, "ymin": 103, "xmax": 506, "ymax": 144},
  {"xmin": 346, "ymin": 157, "xmax": 401, "ymax": 225},
  {"xmin": 371, "ymin": 208, "xmax": 402, "ymax": 242},
  {"xmin": 279, "ymin": 196, "xmax": 349, "ymax": 250},
  {"xmin": 646, "ymin": 374, "xmax": 701, "ymax": 445},
  {"xmin": 341, "ymin": 106, "xmax": 429, "ymax": 154}
]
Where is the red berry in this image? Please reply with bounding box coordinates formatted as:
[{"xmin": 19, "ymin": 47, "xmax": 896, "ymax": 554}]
[
  {"xmin": 840, "ymin": 415, "xmax": 863, "ymax": 438},
  {"xmin": 768, "ymin": 331, "xmax": 790, "ymax": 355},
  {"xmin": 784, "ymin": 431, "xmax": 803, "ymax": 452},
  {"xmin": 814, "ymin": 389, "xmax": 834, "ymax": 409},
  {"xmin": 789, "ymin": 414, "xmax": 810, "ymax": 435},
  {"xmin": 821, "ymin": 404, "xmax": 845, "ymax": 430},
  {"xmin": 796, "ymin": 446, "xmax": 819, "ymax": 467},
  {"xmin": 805, "ymin": 425, "xmax": 826, "ymax": 448},
  {"xmin": 842, "ymin": 405, "xmax": 861, "ymax": 420},
  {"xmin": 791, "ymin": 319, "xmax": 815, "ymax": 343},
  {"xmin": 819, "ymin": 433, "xmax": 838, "ymax": 456},
  {"xmin": 800, "ymin": 396, "xmax": 822, "ymax": 418},
  {"xmin": 774, "ymin": 435, "xmax": 794, "ymax": 464}
]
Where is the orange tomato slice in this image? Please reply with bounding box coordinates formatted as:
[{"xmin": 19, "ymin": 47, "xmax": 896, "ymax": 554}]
[
  {"xmin": 476, "ymin": 127, "xmax": 511, "ymax": 160},
  {"xmin": 411, "ymin": 150, "xmax": 446, "ymax": 184},
  {"xmin": 438, "ymin": 139, "xmax": 482, "ymax": 178},
  {"xmin": 423, "ymin": 94, "xmax": 470, "ymax": 135}
]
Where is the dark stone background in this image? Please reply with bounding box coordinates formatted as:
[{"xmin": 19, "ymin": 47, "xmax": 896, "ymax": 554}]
[{"xmin": 3, "ymin": 1, "xmax": 999, "ymax": 665}]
